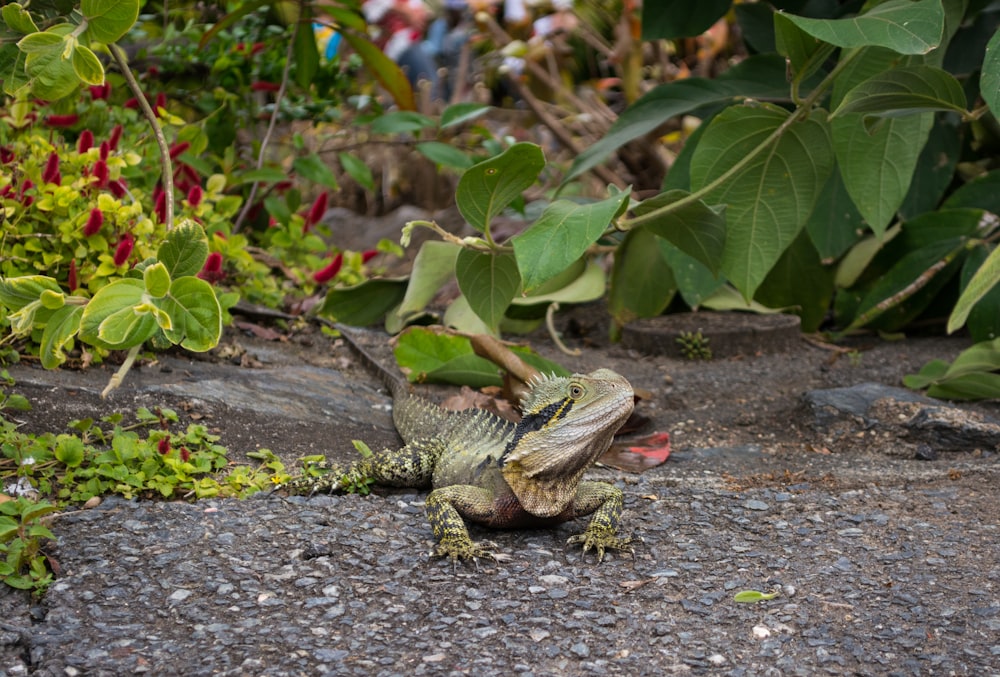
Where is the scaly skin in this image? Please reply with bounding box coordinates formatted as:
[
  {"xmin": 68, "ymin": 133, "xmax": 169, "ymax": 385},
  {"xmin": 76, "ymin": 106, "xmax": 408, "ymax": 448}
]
[{"xmin": 283, "ymin": 333, "xmax": 636, "ymax": 563}]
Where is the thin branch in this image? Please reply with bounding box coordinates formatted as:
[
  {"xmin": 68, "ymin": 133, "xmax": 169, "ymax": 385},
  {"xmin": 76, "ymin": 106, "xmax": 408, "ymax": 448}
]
[
  {"xmin": 232, "ymin": 13, "xmax": 301, "ymax": 233},
  {"xmin": 110, "ymin": 43, "xmax": 174, "ymax": 229}
]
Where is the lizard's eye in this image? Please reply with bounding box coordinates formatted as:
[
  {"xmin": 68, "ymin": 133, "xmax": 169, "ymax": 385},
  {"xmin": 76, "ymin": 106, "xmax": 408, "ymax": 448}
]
[{"xmin": 568, "ymin": 383, "xmax": 585, "ymax": 400}]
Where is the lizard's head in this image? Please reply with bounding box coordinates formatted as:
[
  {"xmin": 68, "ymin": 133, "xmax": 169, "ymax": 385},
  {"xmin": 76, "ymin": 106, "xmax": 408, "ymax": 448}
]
[{"xmin": 500, "ymin": 368, "xmax": 634, "ymax": 517}]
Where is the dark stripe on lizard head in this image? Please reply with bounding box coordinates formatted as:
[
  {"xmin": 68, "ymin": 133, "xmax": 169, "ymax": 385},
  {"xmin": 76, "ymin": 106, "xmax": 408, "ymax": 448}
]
[{"xmin": 500, "ymin": 397, "xmax": 574, "ymax": 462}]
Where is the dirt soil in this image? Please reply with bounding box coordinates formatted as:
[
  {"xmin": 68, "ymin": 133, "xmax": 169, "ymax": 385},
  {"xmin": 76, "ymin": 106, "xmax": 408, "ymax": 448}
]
[{"xmin": 2, "ymin": 308, "xmax": 999, "ymax": 675}]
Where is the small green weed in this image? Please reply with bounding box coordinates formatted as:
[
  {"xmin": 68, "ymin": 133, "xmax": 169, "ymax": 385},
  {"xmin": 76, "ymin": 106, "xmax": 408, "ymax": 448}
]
[{"xmin": 677, "ymin": 331, "xmax": 713, "ymax": 361}]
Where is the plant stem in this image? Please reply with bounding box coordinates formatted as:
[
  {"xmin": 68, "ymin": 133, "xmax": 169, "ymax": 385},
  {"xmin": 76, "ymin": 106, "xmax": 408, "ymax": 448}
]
[
  {"xmin": 101, "ymin": 344, "xmax": 141, "ymax": 399},
  {"xmin": 233, "ymin": 16, "xmax": 300, "ymax": 233},
  {"xmin": 110, "ymin": 43, "xmax": 174, "ymax": 230}
]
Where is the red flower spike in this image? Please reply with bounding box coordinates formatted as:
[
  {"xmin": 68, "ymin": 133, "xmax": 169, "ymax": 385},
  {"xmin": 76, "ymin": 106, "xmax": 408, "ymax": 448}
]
[
  {"xmin": 20, "ymin": 179, "xmax": 34, "ymax": 195},
  {"xmin": 361, "ymin": 250, "xmax": 379, "ymax": 264},
  {"xmin": 0, "ymin": 146, "xmax": 13, "ymax": 164},
  {"xmin": 158, "ymin": 437, "xmax": 170, "ymax": 455},
  {"xmin": 42, "ymin": 152, "xmax": 61, "ymax": 184},
  {"xmin": 187, "ymin": 185, "xmax": 203, "ymax": 207},
  {"xmin": 99, "ymin": 141, "xmax": 110, "ymax": 161},
  {"xmin": 108, "ymin": 125, "xmax": 123, "ymax": 151},
  {"xmin": 108, "ymin": 179, "xmax": 127, "ymax": 199},
  {"xmin": 113, "ymin": 234, "xmax": 134, "ymax": 266},
  {"xmin": 168, "ymin": 141, "xmax": 190, "ymax": 160},
  {"xmin": 89, "ymin": 83, "xmax": 111, "ymax": 100},
  {"xmin": 154, "ymin": 190, "xmax": 167, "ymax": 224},
  {"xmin": 147, "ymin": 66, "xmax": 160, "ymax": 78},
  {"xmin": 181, "ymin": 164, "xmax": 199, "ymax": 186},
  {"xmin": 83, "ymin": 208, "xmax": 103, "ymax": 237},
  {"xmin": 251, "ymin": 81, "xmax": 281, "ymax": 92},
  {"xmin": 155, "ymin": 92, "xmax": 167, "ymax": 113},
  {"xmin": 313, "ymin": 253, "xmax": 343, "ymax": 284},
  {"xmin": 78, "ymin": 130, "xmax": 95, "ymax": 154},
  {"xmin": 123, "ymin": 98, "xmax": 139, "ymax": 109},
  {"xmin": 180, "ymin": 447, "xmax": 190, "ymax": 463},
  {"xmin": 92, "ymin": 159, "xmax": 109, "ymax": 188},
  {"xmin": 197, "ymin": 252, "xmax": 224, "ymax": 283},
  {"xmin": 306, "ymin": 192, "xmax": 328, "ymax": 229},
  {"xmin": 0, "ymin": 186, "xmax": 11, "ymax": 198},
  {"xmin": 45, "ymin": 114, "xmax": 79, "ymax": 128},
  {"xmin": 68, "ymin": 260, "xmax": 78, "ymax": 292}
]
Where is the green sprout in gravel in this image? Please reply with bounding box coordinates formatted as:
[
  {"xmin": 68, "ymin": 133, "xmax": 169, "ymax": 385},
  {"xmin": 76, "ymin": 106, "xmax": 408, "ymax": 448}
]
[{"xmin": 677, "ymin": 331, "xmax": 713, "ymax": 361}]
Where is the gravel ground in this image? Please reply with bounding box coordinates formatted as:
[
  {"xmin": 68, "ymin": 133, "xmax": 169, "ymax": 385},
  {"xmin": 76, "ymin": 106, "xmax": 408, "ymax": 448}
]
[{"xmin": 2, "ymin": 326, "xmax": 999, "ymax": 675}]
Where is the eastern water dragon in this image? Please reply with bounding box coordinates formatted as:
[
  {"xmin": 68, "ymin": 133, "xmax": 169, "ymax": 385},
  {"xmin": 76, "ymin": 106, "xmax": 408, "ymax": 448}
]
[{"xmin": 282, "ymin": 328, "xmax": 636, "ymax": 563}]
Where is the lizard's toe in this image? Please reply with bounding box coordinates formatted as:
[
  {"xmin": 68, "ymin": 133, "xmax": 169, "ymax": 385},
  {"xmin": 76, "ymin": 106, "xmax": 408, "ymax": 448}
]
[{"xmin": 568, "ymin": 531, "xmax": 633, "ymax": 562}]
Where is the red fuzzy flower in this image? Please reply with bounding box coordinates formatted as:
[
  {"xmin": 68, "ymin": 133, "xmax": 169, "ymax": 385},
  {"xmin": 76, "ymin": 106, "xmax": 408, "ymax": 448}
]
[
  {"xmin": 361, "ymin": 250, "xmax": 379, "ymax": 264},
  {"xmin": 187, "ymin": 185, "xmax": 203, "ymax": 207},
  {"xmin": 113, "ymin": 234, "xmax": 134, "ymax": 266},
  {"xmin": 89, "ymin": 82, "xmax": 111, "ymax": 100},
  {"xmin": 179, "ymin": 447, "xmax": 190, "ymax": 463},
  {"xmin": 108, "ymin": 125, "xmax": 123, "ymax": 151},
  {"xmin": 305, "ymin": 192, "xmax": 328, "ymax": 230},
  {"xmin": 251, "ymin": 81, "xmax": 281, "ymax": 92},
  {"xmin": 83, "ymin": 208, "xmax": 103, "ymax": 236},
  {"xmin": 108, "ymin": 179, "xmax": 127, "ymax": 199},
  {"xmin": 42, "ymin": 152, "xmax": 61, "ymax": 184},
  {"xmin": 158, "ymin": 437, "xmax": 171, "ymax": 455},
  {"xmin": 123, "ymin": 97, "xmax": 139, "ymax": 109},
  {"xmin": 45, "ymin": 114, "xmax": 79, "ymax": 128},
  {"xmin": 68, "ymin": 260, "xmax": 78, "ymax": 292},
  {"xmin": 92, "ymin": 159, "xmax": 109, "ymax": 188},
  {"xmin": 154, "ymin": 190, "xmax": 167, "ymax": 224},
  {"xmin": 0, "ymin": 146, "xmax": 13, "ymax": 164},
  {"xmin": 197, "ymin": 252, "xmax": 224, "ymax": 284},
  {"xmin": 168, "ymin": 141, "xmax": 190, "ymax": 160},
  {"xmin": 313, "ymin": 252, "xmax": 343, "ymax": 284},
  {"xmin": 78, "ymin": 129, "xmax": 95, "ymax": 154},
  {"xmin": 155, "ymin": 92, "xmax": 167, "ymax": 113}
]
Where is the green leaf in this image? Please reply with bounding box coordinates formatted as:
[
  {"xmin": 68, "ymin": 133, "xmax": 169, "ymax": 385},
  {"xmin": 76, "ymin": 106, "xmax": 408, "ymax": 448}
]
[
  {"xmin": 565, "ymin": 54, "xmax": 795, "ymax": 186},
  {"xmin": 416, "ymin": 142, "xmax": 476, "ymax": 170},
  {"xmin": 633, "ymin": 189, "xmax": 726, "ymax": 275},
  {"xmin": 39, "ymin": 289, "xmax": 65, "ymax": 310},
  {"xmin": 157, "ymin": 220, "xmax": 209, "ymax": 279},
  {"xmin": 155, "ymin": 277, "xmax": 222, "ymax": 351},
  {"xmin": 456, "ymin": 143, "xmax": 545, "ymax": 234},
  {"xmin": 949, "ymin": 244, "xmax": 1000, "ymax": 334},
  {"xmin": 960, "ymin": 245, "xmax": 1000, "ymax": 343},
  {"xmin": 774, "ymin": 12, "xmax": 835, "ymax": 82},
  {"xmin": 143, "ymin": 262, "xmax": 171, "ymax": 298},
  {"xmin": 659, "ymin": 241, "xmax": 725, "ymax": 308},
  {"xmin": 339, "ymin": 29, "xmax": 415, "ymax": 111},
  {"xmin": 21, "ymin": 28, "xmax": 79, "ymax": 100},
  {"xmin": 943, "ymin": 170, "xmax": 1000, "ymax": 213},
  {"xmin": 338, "ymin": 152, "xmax": 375, "ymax": 191},
  {"xmin": 927, "ymin": 372, "xmax": 1000, "ymax": 401},
  {"xmin": 55, "ymin": 436, "xmax": 85, "ymax": 468},
  {"xmin": 903, "ymin": 358, "xmax": 950, "ymax": 389},
  {"xmin": 319, "ymin": 278, "xmax": 407, "ymax": 326},
  {"xmin": 805, "ymin": 166, "xmax": 865, "ymax": 261},
  {"xmin": 608, "ymin": 229, "xmax": 676, "ymax": 332},
  {"xmin": 691, "ymin": 104, "xmax": 835, "ymax": 299},
  {"xmin": 395, "ymin": 241, "xmax": 459, "ymax": 319},
  {"xmin": 2, "ymin": 4, "xmax": 39, "ymax": 33},
  {"xmin": 293, "ymin": 17, "xmax": 319, "ymax": 89},
  {"xmin": 79, "ymin": 279, "xmax": 158, "ymax": 350},
  {"xmin": 15, "ymin": 32, "xmax": 63, "ymax": 54},
  {"xmin": 293, "ymin": 154, "xmax": 339, "ymax": 191},
  {"xmin": 641, "ymin": 0, "xmax": 731, "ymax": 40},
  {"xmin": 0, "ymin": 275, "xmax": 61, "ymax": 311},
  {"xmin": 899, "ymin": 116, "xmax": 961, "ymax": 220},
  {"xmin": 40, "ymin": 305, "xmax": 82, "ymax": 369},
  {"xmin": 754, "ymin": 230, "xmax": 833, "ymax": 332},
  {"xmin": 943, "ymin": 337, "xmax": 1000, "ymax": 378},
  {"xmin": 981, "ymin": 28, "xmax": 1000, "ymax": 116},
  {"xmin": 440, "ymin": 102, "xmax": 491, "ymax": 128},
  {"xmin": 80, "ymin": 0, "xmax": 140, "ymax": 43},
  {"xmin": 370, "ymin": 111, "xmax": 435, "ymax": 135},
  {"xmin": 235, "ymin": 168, "xmax": 290, "ymax": 185},
  {"xmin": 734, "ymin": 589, "xmax": 780, "ymax": 603},
  {"xmin": 393, "ymin": 328, "xmax": 502, "ymax": 387},
  {"xmin": 833, "ymin": 65, "xmax": 967, "ymax": 120},
  {"xmin": 509, "ymin": 260, "xmax": 606, "ymax": 308},
  {"xmin": 512, "ymin": 188, "xmax": 631, "ymax": 292},
  {"xmin": 70, "ymin": 43, "xmax": 104, "ymax": 86},
  {"xmin": 776, "ymin": 0, "xmax": 944, "ymax": 55},
  {"xmin": 832, "ymin": 111, "xmax": 933, "ymax": 237},
  {"xmin": 455, "ymin": 250, "xmax": 521, "ymax": 332}
]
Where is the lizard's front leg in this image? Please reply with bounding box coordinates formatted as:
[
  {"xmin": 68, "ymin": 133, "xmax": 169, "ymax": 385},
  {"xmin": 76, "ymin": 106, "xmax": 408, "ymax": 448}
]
[
  {"xmin": 425, "ymin": 485, "xmax": 497, "ymax": 562},
  {"xmin": 566, "ymin": 480, "xmax": 632, "ymax": 562}
]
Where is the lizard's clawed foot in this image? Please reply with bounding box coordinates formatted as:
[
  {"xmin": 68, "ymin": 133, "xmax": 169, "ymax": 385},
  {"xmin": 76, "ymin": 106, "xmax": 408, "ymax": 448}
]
[
  {"xmin": 567, "ymin": 528, "xmax": 633, "ymax": 563},
  {"xmin": 434, "ymin": 537, "xmax": 498, "ymax": 565}
]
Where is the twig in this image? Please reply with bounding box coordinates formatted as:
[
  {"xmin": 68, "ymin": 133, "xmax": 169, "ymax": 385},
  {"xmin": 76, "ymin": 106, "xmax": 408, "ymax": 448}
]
[
  {"xmin": 101, "ymin": 344, "xmax": 141, "ymax": 399},
  {"xmin": 545, "ymin": 302, "xmax": 581, "ymax": 356}
]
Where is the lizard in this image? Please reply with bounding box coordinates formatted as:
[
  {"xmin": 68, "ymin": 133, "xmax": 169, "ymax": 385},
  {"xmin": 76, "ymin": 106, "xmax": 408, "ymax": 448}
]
[{"xmin": 282, "ymin": 327, "xmax": 636, "ymax": 563}]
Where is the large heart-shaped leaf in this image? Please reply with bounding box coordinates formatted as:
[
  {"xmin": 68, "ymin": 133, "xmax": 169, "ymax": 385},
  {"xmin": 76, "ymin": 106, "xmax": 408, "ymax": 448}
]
[{"xmin": 456, "ymin": 143, "xmax": 544, "ymax": 234}]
